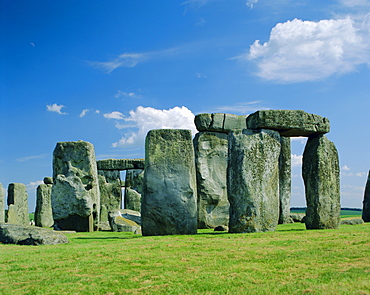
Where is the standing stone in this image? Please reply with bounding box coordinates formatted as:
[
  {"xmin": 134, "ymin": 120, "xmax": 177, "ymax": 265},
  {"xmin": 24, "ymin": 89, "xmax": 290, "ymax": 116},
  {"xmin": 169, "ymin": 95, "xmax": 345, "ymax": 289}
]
[
  {"xmin": 124, "ymin": 169, "xmax": 144, "ymax": 212},
  {"xmin": 228, "ymin": 129, "xmax": 281, "ymax": 233},
  {"xmin": 142, "ymin": 129, "xmax": 197, "ymax": 236},
  {"xmin": 35, "ymin": 184, "xmax": 54, "ymax": 228},
  {"xmin": 278, "ymin": 137, "xmax": 292, "ymax": 224},
  {"xmin": 362, "ymin": 170, "xmax": 370, "ymax": 222},
  {"xmin": 194, "ymin": 131, "xmax": 229, "ymax": 229},
  {"xmin": 7, "ymin": 183, "xmax": 29, "ymax": 226},
  {"xmin": 302, "ymin": 134, "xmax": 341, "ymax": 229},
  {"xmin": 98, "ymin": 169, "xmax": 122, "ymax": 221},
  {"xmin": 51, "ymin": 141, "xmax": 100, "ymax": 232},
  {"xmin": 0, "ymin": 183, "xmax": 4, "ymax": 223}
]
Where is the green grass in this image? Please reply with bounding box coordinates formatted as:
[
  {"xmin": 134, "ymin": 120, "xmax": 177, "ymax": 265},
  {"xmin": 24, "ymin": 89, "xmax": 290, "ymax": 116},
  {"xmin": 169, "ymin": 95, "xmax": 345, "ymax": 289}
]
[
  {"xmin": 1, "ymin": 223, "xmax": 369, "ymax": 294},
  {"xmin": 290, "ymin": 208, "xmax": 363, "ymax": 219}
]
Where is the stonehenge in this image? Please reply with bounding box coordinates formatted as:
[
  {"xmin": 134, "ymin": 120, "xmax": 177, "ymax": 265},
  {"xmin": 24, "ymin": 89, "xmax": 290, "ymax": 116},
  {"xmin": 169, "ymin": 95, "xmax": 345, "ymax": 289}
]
[{"xmin": 2, "ymin": 109, "xmax": 348, "ymax": 235}]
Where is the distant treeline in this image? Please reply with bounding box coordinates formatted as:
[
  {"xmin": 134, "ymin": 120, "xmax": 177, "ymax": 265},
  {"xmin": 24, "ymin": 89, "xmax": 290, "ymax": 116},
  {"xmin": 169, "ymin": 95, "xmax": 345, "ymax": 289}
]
[{"xmin": 291, "ymin": 207, "xmax": 362, "ymax": 211}]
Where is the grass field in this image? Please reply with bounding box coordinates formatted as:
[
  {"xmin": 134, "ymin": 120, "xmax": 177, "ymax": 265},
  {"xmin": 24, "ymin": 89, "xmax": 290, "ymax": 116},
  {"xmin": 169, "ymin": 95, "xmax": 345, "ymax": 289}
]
[{"xmin": 1, "ymin": 220, "xmax": 369, "ymax": 295}]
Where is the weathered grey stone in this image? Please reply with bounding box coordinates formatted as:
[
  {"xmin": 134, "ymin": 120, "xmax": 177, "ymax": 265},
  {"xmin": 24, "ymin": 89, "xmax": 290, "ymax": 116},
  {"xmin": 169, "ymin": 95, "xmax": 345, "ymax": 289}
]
[
  {"xmin": 341, "ymin": 218, "xmax": 364, "ymax": 225},
  {"xmin": 228, "ymin": 129, "xmax": 281, "ymax": 233},
  {"xmin": 51, "ymin": 141, "xmax": 100, "ymax": 232},
  {"xmin": 124, "ymin": 169, "xmax": 144, "ymax": 212},
  {"xmin": 214, "ymin": 225, "xmax": 228, "ymax": 231},
  {"xmin": 142, "ymin": 129, "xmax": 197, "ymax": 236},
  {"xmin": 97, "ymin": 159, "xmax": 145, "ymax": 170},
  {"xmin": 246, "ymin": 110, "xmax": 330, "ymax": 136},
  {"xmin": 302, "ymin": 134, "xmax": 341, "ymax": 229},
  {"xmin": 35, "ymin": 184, "xmax": 54, "ymax": 228},
  {"xmin": 195, "ymin": 113, "xmax": 248, "ymax": 133},
  {"xmin": 0, "ymin": 224, "xmax": 68, "ymax": 245},
  {"xmin": 362, "ymin": 170, "xmax": 370, "ymax": 222},
  {"xmin": 290, "ymin": 213, "xmax": 306, "ymax": 222},
  {"xmin": 278, "ymin": 137, "xmax": 292, "ymax": 224},
  {"xmin": 98, "ymin": 169, "xmax": 122, "ymax": 222},
  {"xmin": 7, "ymin": 183, "xmax": 28, "ymax": 226},
  {"xmin": 0, "ymin": 183, "xmax": 4, "ymax": 223},
  {"xmin": 108, "ymin": 210, "xmax": 141, "ymax": 232},
  {"xmin": 112, "ymin": 209, "xmax": 141, "ymax": 225},
  {"xmin": 194, "ymin": 131, "xmax": 229, "ymax": 229},
  {"xmin": 43, "ymin": 177, "xmax": 53, "ymax": 185}
]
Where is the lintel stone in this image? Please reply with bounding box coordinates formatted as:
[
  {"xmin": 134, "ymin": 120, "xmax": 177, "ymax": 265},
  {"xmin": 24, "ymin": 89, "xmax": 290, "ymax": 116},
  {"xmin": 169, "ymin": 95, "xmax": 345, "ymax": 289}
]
[
  {"xmin": 246, "ymin": 110, "xmax": 330, "ymax": 137},
  {"xmin": 97, "ymin": 159, "xmax": 145, "ymax": 171},
  {"xmin": 195, "ymin": 113, "xmax": 247, "ymax": 133}
]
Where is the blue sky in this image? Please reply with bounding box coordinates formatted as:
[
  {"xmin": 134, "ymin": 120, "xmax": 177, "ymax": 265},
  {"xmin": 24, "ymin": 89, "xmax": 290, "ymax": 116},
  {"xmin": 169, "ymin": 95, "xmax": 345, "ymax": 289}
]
[{"xmin": 1, "ymin": 0, "xmax": 369, "ymax": 212}]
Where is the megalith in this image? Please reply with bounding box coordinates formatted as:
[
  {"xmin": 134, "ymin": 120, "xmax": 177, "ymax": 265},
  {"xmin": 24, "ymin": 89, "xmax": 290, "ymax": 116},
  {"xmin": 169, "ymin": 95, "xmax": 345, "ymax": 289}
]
[
  {"xmin": 362, "ymin": 170, "xmax": 370, "ymax": 222},
  {"xmin": 142, "ymin": 129, "xmax": 197, "ymax": 236},
  {"xmin": 193, "ymin": 113, "xmax": 248, "ymax": 229},
  {"xmin": 0, "ymin": 183, "xmax": 4, "ymax": 223},
  {"xmin": 278, "ymin": 136, "xmax": 292, "ymax": 224},
  {"xmin": 302, "ymin": 134, "xmax": 341, "ymax": 229},
  {"xmin": 35, "ymin": 181, "xmax": 53, "ymax": 228},
  {"xmin": 7, "ymin": 183, "xmax": 29, "ymax": 226},
  {"xmin": 124, "ymin": 169, "xmax": 144, "ymax": 212},
  {"xmin": 97, "ymin": 169, "xmax": 122, "ymax": 223},
  {"xmin": 194, "ymin": 131, "xmax": 229, "ymax": 229},
  {"xmin": 227, "ymin": 129, "xmax": 281, "ymax": 233},
  {"xmin": 246, "ymin": 109, "xmax": 330, "ymax": 136},
  {"xmin": 51, "ymin": 141, "xmax": 100, "ymax": 232}
]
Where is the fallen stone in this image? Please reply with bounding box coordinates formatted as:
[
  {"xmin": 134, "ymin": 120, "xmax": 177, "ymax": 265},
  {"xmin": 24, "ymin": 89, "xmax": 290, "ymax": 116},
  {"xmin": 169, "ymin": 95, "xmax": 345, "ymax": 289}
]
[
  {"xmin": 35, "ymin": 184, "xmax": 54, "ymax": 228},
  {"xmin": 7, "ymin": 183, "xmax": 29, "ymax": 226},
  {"xmin": 362, "ymin": 170, "xmax": 370, "ymax": 222},
  {"xmin": 195, "ymin": 113, "xmax": 248, "ymax": 133},
  {"xmin": 302, "ymin": 134, "xmax": 341, "ymax": 229},
  {"xmin": 341, "ymin": 219, "xmax": 364, "ymax": 225},
  {"xmin": 108, "ymin": 210, "xmax": 140, "ymax": 232},
  {"xmin": 194, "ymin": 131, "xmax": 229, "ymax": 229},
  {"xmin": 214, "ymin": 225, "xmax": 228, "ymax": 231},
  {"xmin": 0, "ymin": 224, "xmax": 68, "ymax": 245},
  {"xmin": 97, "ymin": 159, "xmax": 145, "ymax": 170},
  {"xmin": 290, "ymin": 213, "xmax": 306, "ymax": 222},
  {"xmin": 51, "ymin": 141, "xmax": 100, "ymax": 232},
  {"xmin": 142, "ymin": 129, "xmax": 197, "ymax": 236},
  {"xmin": 228, "ymin": 129, "xmax": 281, "ymax": 233},
  {"xmin": 246, "ymin": 110, "xmax": 330, "ymax": 137}
]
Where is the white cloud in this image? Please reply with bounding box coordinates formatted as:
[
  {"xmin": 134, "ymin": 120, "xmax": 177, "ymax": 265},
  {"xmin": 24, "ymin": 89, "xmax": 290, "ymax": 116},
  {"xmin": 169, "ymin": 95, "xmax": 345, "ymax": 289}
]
[
  {"xmin": 244, "ymin": 17, "xmax": 370, "ymax": 82},
  {"xmin": 27, "ymin": 180, "xmax": 44, "ymax": 191},
  {"xmin": 103, "ymin": 111, "xmax": 125, "ymax": 120},
  {"xmin": 291, "ymin": 154, "xmax": 303, "ymax": 167},
  {"xmin": 340, "ymin": 0, "xmax": 370, "ymax": 7},
  {"xmin": 46, "ymin": 103, "xmax": 68, "ymax": 115},
  {"xmin": 114, "ymin": 90, "xmax": 140, "ymax": 99},
  {"xmin": 356, "ymin": 172, "xmax": 367, "ymax": 177},
  {"xmin": 16, "ymin": 153, "xmax": 48, "ymax": 162},
  {"xmin": 95, "ymin": 110, "xmax": 100, "ymax": 114},
  {"xmin": 88, "ymin": 53, "xmax": 147, "ymax": 74},
  {"xmin": 111, "ymin": 106, "xmax": 197, "ymax": 148},
  {"xmin": 342, "ymin": 165, "xmax": 351, "ymax": 171},
  {"xmin": 79, "ymin": 109, "xmax": 90, "ymax": 118},
  {"xmin": 246, "ymin": 0, "xmax": 258, "ymax": 9}
]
